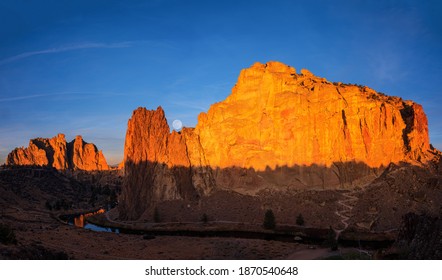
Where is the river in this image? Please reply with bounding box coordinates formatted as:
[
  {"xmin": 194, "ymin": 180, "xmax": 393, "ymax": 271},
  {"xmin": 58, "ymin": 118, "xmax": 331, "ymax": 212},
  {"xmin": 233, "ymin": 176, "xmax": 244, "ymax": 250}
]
[
  {"xmin": 59, "ymin": 209, "xmax": 394, "ymax": 251},
  {"xmin": 61, "ymin": 209, "xmax": 120, "ymax": 233}
]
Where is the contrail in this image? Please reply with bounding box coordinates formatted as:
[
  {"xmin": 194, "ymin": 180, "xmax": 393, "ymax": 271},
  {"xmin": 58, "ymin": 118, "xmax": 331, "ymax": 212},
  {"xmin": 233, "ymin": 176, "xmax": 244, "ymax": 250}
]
[{"xmin": 0, "ymin": 42, "xmax": 132, "ymax": 65}]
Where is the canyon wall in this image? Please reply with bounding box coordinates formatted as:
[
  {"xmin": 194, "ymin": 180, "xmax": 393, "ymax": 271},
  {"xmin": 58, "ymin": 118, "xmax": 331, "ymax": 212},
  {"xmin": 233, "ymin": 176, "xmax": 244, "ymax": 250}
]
[
  {"xmin": 7, "ymin": 134, "xmax": 109, "ymax": 171},
  {"xmin": 121, "ymin": 61, "xmax": 435, "ymax": 220}
]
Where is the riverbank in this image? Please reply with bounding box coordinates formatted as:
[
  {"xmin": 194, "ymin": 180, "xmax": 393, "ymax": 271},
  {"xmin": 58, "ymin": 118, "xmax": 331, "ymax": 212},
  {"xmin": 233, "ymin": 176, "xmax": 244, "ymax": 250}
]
[{"xmin": 85, "ymin": 209, "xmax": 396, "ymax": 250}]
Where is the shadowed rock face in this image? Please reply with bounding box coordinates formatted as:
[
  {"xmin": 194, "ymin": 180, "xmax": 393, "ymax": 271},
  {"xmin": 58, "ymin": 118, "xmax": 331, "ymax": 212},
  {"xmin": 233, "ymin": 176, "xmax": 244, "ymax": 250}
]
[
  {"xmin": 120, "ymin": 61, "xmax": 437, "ymax": 220},
  {"xmin": 7, "ymin": 134, "xmax": 109, "ymax": 171},
  {"xmin": 392, "ymin": 213, "xmax": 442, "ymax": 259},
  {"xmin": 119, "ymin": 107, "xmax": 214, "ymax": 219}
]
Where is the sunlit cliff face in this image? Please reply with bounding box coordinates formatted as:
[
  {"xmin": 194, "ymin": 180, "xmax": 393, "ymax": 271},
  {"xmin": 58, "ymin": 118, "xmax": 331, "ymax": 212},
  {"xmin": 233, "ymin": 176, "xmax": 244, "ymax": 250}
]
[
  {"xmin": 7, "ymin": 134, "xmax": 110, "ymax": 171},
  {"xmin": 125, "ymin": 61, "xmax": 431, "ymax": 172},
  {"xmin": 119, "ymin": 61, "xmax": 436, "ymax": 220},
  {"xmin": 195, "ymin": 62, "xmax": 430, "ymax": 169}
]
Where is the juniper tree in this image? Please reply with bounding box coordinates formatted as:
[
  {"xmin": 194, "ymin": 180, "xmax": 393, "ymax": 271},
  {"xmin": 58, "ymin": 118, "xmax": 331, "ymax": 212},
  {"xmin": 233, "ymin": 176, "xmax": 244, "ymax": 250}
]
[
  {"xmin": 296, "ymin": 213, "xmax": 305, "ymax": 226},
  {"xmin": 263, "ymin": 209, "xmax": 276, "ymax": 230}
]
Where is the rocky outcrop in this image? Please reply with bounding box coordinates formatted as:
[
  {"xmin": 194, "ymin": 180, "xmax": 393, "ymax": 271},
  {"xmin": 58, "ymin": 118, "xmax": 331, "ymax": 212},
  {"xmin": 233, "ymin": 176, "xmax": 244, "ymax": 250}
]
[
  {"xmin": 390, "ymin": 213, "xmax": 442, "ymax": 259},
  {"xmin": 6, "ymin": 134, "xmax": 68, "ymax": 169},
  {"xmin": 67, "ymin": 135, "xmax": 109, "ymax": 171},
  {"xmin": 7, "ymin": 134, "xmax": 69, "ymax": 169},
  {"xmin": 7, "ymin": 134, "xmax": 109, "ymax": 171},
  {"xmin": 120, "ymin": 61, "xmax": 436, "ymax": 220},
  {"xmin": 119, "ymin": 107, "xmax": 214, "ymax": 219}
]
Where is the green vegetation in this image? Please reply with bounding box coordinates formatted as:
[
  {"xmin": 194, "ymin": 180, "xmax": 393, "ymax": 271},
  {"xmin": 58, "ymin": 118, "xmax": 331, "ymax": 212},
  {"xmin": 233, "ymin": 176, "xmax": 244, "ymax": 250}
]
[
  {"xmin": 45, "ymin": 200, "xmax": 52, "ymax": 210},
  {"xmin": 0, "ymin": 223, "xmax": 17, "ymax": 245},
  {"xmin": 201, "ymin": 213, "xmax": 209, "ymax": 224},
  {"xmin": 263, "ymin": 209, "xmax": 276, "ymax": 230},
  {"xmin": 45, "ymin": 199, "xmax": 72, "ymax": 211},
  {"xmin": 108, "ymin": 189, "xmax": 118, "ymax": 206},
  {"xmin": 322, "ymin": 226, "xmax": 338, "ymax": 251},
  {"xmin": 153, "ymin": 207, "xmax": 161, "ymax": 223},
  {"xmin": 89, "ymin": 185, "xmax": 119, "ymax": 207},
  {"xmin": 296, "ymin": 213, "xmax": 305, "ymax": 226}
]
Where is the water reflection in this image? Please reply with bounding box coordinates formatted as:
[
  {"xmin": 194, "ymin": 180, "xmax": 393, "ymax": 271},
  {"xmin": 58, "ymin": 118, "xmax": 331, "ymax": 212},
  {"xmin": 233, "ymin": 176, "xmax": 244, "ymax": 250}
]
[
  {"xmin": 69, "ymin": 209, "xmax": 119, "ymax": 233},
  {"xmin": 74, "ymin": 215, "xmax": 85, "ymax": 227}
]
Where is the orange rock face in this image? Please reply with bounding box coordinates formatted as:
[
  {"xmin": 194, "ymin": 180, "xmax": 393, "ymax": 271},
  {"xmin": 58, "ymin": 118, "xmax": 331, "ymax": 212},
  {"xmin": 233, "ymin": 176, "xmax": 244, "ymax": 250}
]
[
  {"xmin": 196, "ymin": 61, "xmax": 431, "ymax": 169},
  {"xmin": 68, "ymin": 135, "xmax": 109, "ymax": 171},
  {"xmin": 121, "ymin": 61, "xmax": 436, "ymax": 220},
  {"xmin": 7, "ymin": 134, "xmax": 109, "ymax": 171},
  {"xmin": 7, "ymin": 134, "xmax": 68, "ymax": 169}
]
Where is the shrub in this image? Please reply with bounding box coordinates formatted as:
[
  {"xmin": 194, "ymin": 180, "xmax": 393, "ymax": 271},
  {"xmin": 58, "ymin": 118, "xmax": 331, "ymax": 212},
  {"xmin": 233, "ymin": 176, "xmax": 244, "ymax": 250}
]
[
  {"xmin": 296, "ymin": 214, "xmax": 305, "ymax": 226},
  {"xmin": 45, "ymin": 201, "xmax": 53, "ymax": 211},
  {"xmin": 263, "ymin": 209, "xmax": 276, "ymax": 230},
  {"xmin": 0, "ymin": 223, "xmax": 17, "ymax": 245},
  {"xmin": 322, "ymin": 226, "xmax": 338, "ymax": 251},
  {"xmin": 153, "ymin": 207, "xmax": 160, "ymax": 223},
  {"xmin": 109, "ymin": 190, "xmax": 118, "ymax": 206},
  {"xmin": 201, "ymin": 213, "xmax": 208, "ymax": 224}
]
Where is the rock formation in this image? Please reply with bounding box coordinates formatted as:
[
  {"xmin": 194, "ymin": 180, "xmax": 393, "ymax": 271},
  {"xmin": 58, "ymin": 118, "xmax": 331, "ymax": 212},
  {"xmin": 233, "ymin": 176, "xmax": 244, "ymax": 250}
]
[
  {"xmin": 119, "ymin": 107, "xmax": 214, "ymax": 219},
  {"xmin": 68, "ymin": 135, "xmax": 109, "ymax": 171},
  {"xmin": 6, "ymin": 133, "xmax": 68, "ymax": 169},
  {"xmin": 196, "ymin": 61, "xmax": 430, "ymax": 169},
  {"xmin": 120, "ymin": 61, "xmax": 437, "ymax": 220},
  {"xmin": 389, "ymin": 213, "xmax": 442, "ymax": 259},
  {"xmin": 7, "ymin": 134, "xmax": 109, "ymax": 171}
]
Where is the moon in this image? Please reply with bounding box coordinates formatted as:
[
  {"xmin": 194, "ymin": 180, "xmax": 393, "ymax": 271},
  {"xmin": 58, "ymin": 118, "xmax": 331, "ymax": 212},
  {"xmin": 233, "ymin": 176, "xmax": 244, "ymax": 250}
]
[{"xmin": 172, "ymin": 119, "xmax": 183, "ymax": 131}]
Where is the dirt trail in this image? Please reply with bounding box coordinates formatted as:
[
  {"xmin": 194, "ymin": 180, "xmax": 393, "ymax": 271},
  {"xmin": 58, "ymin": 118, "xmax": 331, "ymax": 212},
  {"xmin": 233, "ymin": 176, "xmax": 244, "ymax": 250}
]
[{"xmin": 334, "ymin": 189, "xmax": 359, "ymax": 239}]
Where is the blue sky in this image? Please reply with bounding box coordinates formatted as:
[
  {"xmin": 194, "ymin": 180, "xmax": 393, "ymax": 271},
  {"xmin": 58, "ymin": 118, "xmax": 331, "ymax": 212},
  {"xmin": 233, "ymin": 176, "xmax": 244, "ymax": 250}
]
[{"xmin": 0, "ymin": 0, "xmax": 441, "ymax": 165}]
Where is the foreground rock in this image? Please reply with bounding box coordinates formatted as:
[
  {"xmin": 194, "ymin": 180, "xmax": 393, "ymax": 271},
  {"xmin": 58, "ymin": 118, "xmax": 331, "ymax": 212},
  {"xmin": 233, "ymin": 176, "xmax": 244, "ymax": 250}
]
[
  {"xmin": 121, "ymin": 61, "xmax": 438, "ymax": 220},
  {"xmin": 387, "ymin": 212, "xmax": 441, "ymax": 259},
  {"xmin": 7, "ymin": 134, "xmax": 109, "ymax": 171}
]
